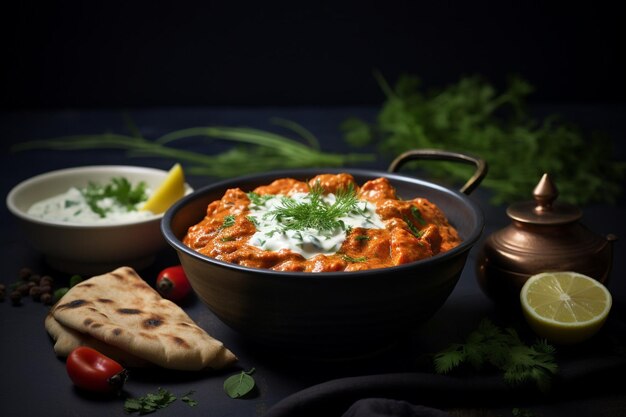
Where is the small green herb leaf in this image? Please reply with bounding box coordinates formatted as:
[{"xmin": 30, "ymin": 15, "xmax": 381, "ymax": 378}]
[
  {"xmin": 411, "ymin": 206, "xmax": 426, "ymax": 225},
  {"xmin": 224, "ymin": 368, "xmax": 256, "ymax": 399},
  {"xmin": 180, "ymin": 391, "xmax": 198, "ymax": 407},
  {"xmin": 403, "ymin": 216, "xmax": 424, "ymax": 239},
  {"xmin": 124, "ymin": 387, "xmax": 177, "ymax": 414},
  {"xmin": 221, "ymin": 215, "xmax": 236, "ymax": 229},
  {"xmin": 53, "ymin": 287, "xmax": 69, "ymax": 302},
  {"xmin": 69, "ymin": 274, "xmax": 83, "ymax": 288},
  {"xmin": 342, "ymin": 255, "xmax": 368, "ymax": 263},
  {"xmin": 247, "ymin": 192, "xmax": 272, "ymax": 206}
]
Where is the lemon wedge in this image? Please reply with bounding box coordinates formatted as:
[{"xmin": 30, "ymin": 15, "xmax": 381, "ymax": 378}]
[
  {"xmin": 142, "ymin": 163, "xmax": 186, "ymax": 214},
  {"xmin": 520, "ymin": 271, "xmax": 612, "ymax": 344}
]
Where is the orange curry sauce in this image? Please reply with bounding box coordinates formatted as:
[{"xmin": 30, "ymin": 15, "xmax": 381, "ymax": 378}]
[{"xmin": 183, "ymin": 173, "xmax": 461, "ymax": 272}]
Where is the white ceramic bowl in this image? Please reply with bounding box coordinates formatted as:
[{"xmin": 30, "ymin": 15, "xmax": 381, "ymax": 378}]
[{"xmin": 7, "ymin": 165, "xmax": 193, "ymax": 274}]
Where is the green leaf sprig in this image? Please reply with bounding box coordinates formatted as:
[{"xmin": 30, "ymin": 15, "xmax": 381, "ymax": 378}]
[
  {"xmin": 124, "ymin": 388, "xmax": 197, "ymax": 414},
  {"xmin": 269, "ymin": 182, "xmax": 359, "ymax": 234},
  {"xmin": 433, "ymin": 319, "xmax": 558, "ymax": 392},
  {"xmin": 13, "ymin": 117, "xmax": 374, "ymax": 179},
  {"xmin": 81, "ymin": 177, "xmax": 148, "ymax": 218},
  {"xmin": 342, "ymin": 72, "xmax": 626, "ymax": 205},
  {"xmin": 224, "ymin": 368, "xmax": 256, "ymax": 399}
]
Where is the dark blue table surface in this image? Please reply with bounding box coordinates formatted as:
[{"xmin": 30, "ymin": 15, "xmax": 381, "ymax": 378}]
[{"xmin": 1, "ymin": 106, "xmax": 625, "ymax": 417}]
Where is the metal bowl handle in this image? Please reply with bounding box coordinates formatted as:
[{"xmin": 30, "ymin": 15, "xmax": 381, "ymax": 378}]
[{"xmin": 387, "ymin": 149, "xmax": 488, "ymax": 195}]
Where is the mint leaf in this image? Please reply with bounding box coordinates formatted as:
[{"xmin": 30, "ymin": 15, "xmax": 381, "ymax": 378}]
[{"xmin": 224, "ymin": 368, "xmax": 256, "ymax": 399}]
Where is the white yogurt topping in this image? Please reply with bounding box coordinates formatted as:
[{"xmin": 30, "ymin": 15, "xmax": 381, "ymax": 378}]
[
  {"xmin": 246, "ymin": 192, "xmax": 384, "ymax": 258},
  {"xmin": 27, "ymin": 186, "xmax": 153, "ymax": 224}
]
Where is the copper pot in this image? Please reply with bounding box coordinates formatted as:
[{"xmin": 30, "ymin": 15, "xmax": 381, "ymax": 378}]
[{"xmin": 476, "ymin": 173, "xmax": 616, "ymax": 305}]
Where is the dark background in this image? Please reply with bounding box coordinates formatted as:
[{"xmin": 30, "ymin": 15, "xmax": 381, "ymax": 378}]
[{"xmin": 2, "ymin": 1, "xmax": 624, "ymax": 109}]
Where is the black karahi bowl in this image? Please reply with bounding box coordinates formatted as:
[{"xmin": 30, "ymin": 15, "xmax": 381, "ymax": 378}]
[{"xmin": 162, "ymin": 150, "xmax": 486, "ymax": 359}]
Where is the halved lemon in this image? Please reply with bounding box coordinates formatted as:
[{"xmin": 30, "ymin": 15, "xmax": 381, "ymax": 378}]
[
  {"xmin": 520, "ymin": 271, "xmax": 612, "ymax": 344},
  {"xmin": 142, "ymin": 163, "xmax": 186, "ymax": 214}
]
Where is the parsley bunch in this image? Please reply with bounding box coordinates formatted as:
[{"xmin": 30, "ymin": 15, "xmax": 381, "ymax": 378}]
[
  {"xmin": 342, "ymin": 72, "xmax": 625, "ymax": 205},
  {"xmin": 434, "ymin": 319, "xmax": 558, "ymax": 392}
]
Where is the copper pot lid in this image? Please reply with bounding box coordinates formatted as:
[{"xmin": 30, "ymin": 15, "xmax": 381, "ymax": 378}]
[{"xmin": 506, "ymin": 173, "xmax": 582, "ymax": 225}]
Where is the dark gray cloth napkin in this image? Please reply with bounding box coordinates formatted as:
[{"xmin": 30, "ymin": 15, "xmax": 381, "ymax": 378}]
[{"xmin": 264, "ymin": 315, "xmax": 626, "ymax": 417}]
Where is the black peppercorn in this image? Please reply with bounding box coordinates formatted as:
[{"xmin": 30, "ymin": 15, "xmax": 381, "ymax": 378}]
[
  {"xmin": 18, "ymin": 267, "xmax": 32, "ymax": 280},
  {"xmin": 40, "ymin": 275, "xmax": 54, "ymax": 287},
  {"xmin": 29, "ymin": 286, "xmax": 43, "ymax": 301},
  {"xmin": 40, "ymin": 292, "xmax": 53, "ymax": 305},
  {"xmin": 16, "ymin": 283, "xmax": 30, "ymax": 296},
  {"xmin": 10, "ymin": 290, "xmax": 22, "ymax": 306}
]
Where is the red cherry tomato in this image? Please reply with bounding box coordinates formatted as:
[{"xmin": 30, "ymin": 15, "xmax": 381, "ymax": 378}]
[
  {"xmin": 156, "ymin": 265, "xmax": 191, "ymax": 302},
  {"xmin": 66, "ymin": 347, "xmax": 128, "ymax": 393}
]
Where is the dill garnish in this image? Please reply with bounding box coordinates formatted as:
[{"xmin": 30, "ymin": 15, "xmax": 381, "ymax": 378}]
[{"xmin": 269, "ymin": 182, "xmax": 359, "ymax": 233}]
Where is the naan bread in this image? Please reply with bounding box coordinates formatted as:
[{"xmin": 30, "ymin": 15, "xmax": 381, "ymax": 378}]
[
  {"xmin": 45, "ymin": 313, "xmax": 151, "ymax": 367},
  {"xmin": 47, "ymin": 266, "xmax": 237, "ymax": 371}
]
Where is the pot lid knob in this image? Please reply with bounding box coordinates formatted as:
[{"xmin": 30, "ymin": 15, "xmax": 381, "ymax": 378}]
[{"xmin": 506, "ymin": 173, "xmax": 582, "ymax": 225}]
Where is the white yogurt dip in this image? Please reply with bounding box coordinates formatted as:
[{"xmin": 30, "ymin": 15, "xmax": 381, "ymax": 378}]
[
  {"xmin": 28, "ymin": 183, "xmax": 153, "ymax": 224},
  {"xmin": 246, "ymin": 192, "xmax": 384, "ymax": 258}
]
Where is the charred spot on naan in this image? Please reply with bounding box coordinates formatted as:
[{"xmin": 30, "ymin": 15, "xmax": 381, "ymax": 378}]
[
  {"xmin": 143, "ymin": 316, "xmax": 164, "ymax": 328},
  {"xmin": 139, "ymin": 331, "xmax": 159, "ymax": 340},
  {"xmin": 118, "ymin": 308, "xmax": 143, "ymax": 315},
  {"xmin": 177, "ymin": 322, "xmax": 204, "ymax": 333},
  {"xmin": 97, "ymin": 298, "xmax": 114, "ymax": 303},
  {"xmin": 83, "ymin": 318, "xmax": 104, "ymax": 329},
  {"xmin": 57, "ymin": 299, "xmax": 91, "ymax": 310},
  {"xmin": 112, "ymin": 328, "xmax": 123, "ymax": 336},
  {"xmin": 110, "ymin": 267, "xmax": 138, "ymax": 280},
  {"xmin": 170, "ymin": 335, "xmax": 191, "ymax": 349}
]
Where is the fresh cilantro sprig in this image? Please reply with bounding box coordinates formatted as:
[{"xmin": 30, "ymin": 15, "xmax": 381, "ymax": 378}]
[
  {"xmin": 342, "ymin": 72, "xmax": 626, "ymax": 205},
  {"xmin": 124, "ymin": 388, "xmax": 177, "ymax": 414},
  {"xmin": 433, "ymin": 319, "xmax": 558, "ymax": 392},
  {"xmin": 81, "ymin": 177, "xmax": 148, "ymax": 217},
  {"xmin": 124, "ymin": 388, "xmax": 197, "ymax": 414}
]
